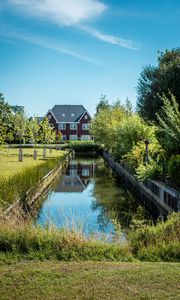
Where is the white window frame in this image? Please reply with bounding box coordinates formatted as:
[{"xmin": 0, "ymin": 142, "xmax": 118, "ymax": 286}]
[
  {"xmin": 69, "ymin": 135, "xmax": 77, "ymax": 141},
  {"xmin": 70, "ymin": 123, "xmax": 77, "ymax": 130},
  {"xmin": 59, "ymin": 123, "xmax": 66, "ymax": 130},
  {"xmin": 82, "ymin": 123, "xmax": 90, "ymax": 130},
  {"xmin": 84, "ymin": 115, "xmax": 88, "ymax": 119},
  {"xmin": 81, "ymin": 135, "xmax": 91, "ymax": 140}
]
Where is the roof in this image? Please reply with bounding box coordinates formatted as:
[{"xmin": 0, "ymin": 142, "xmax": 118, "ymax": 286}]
[{"xmin": 50, "ymin": 105, "xmax": 87, "ymax": 123}]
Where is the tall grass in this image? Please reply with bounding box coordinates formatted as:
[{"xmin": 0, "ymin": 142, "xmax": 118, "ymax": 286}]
[
  {"xmin": 0, "ymin": 223, "xmax": 133, "ymax": 261},
  {"xmin": 0, "ymin": 155, "xmax": 67, "ymax": 210},
  {"xmin": 128, "ymin": 212, "xmax": 180, "ymax": 262}
]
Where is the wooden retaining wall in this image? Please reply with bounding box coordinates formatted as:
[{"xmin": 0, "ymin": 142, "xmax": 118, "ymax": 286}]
[
  {"xmin": 1, "ymin": 151, "xmax": 74, "ymax": 223},
  {"xmin": 103, "ymin": 150, "xmax": 180, "ymax": 219}
]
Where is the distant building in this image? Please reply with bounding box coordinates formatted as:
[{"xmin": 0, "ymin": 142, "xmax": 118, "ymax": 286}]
[{"xmin": 46, "ymin": 105, "xmax": 92, "ymax": 141}]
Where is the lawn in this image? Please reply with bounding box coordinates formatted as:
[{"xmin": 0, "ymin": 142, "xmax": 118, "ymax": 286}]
[
  {"xmin": 0, "ymin": 260, "xmax": 179, "ymax": 300},
  {"xmin": 0, "ymin": 148, "xmax": 67, "ymax": 179},
  {"xmin": 0, "ymin": 147, "xmax": 68, "ymax": 209}
]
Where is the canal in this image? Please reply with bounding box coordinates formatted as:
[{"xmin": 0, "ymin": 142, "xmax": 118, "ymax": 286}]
[{"xmin": 36, "ymin": 156, "xmax": 149, "ymax": 239}]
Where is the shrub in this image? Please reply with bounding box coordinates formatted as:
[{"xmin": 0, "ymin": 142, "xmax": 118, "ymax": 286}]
[{"xmin": 128, "ymin": 212, "xmax": 180, "ymax": 262}]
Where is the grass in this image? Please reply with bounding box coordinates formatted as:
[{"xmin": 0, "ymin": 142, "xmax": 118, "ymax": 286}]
[
  {"xmin": 0, "ymin": 224, "xmax": 133, "ymax": 262},
  {"xmin": 0, "ymin": 147, "xmax": 66, "ymax": 179},
  {"xmin": 0, "ymin": 260, "xmax": 179, "ymax": 299},
  {"xmin": 0, "ymin": 148, "xmax": 68, "ymax": 209}
]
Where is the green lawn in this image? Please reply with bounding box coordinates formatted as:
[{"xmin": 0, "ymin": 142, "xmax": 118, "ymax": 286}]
[
  {"xmin": 0, "ymin": 260, "xmax": 179, "ymax": 300},
  {"xmin": 0, "ymin": 148, "xmax": 67, "ymax": 179}
]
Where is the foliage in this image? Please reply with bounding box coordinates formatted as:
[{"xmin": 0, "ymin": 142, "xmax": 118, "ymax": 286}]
[
  {"xmin": 96, "ymin": 95, "xmax": 110, "ymax": 114},
  {"xmin": 168, "ymin": 155, "xmax": 180, "ymax": 189},
  {"xmin": 157, "ymin": 93, "xmax": 180, "ymax": 155},
  {"xmin": 0, "ymin": 92, "xmax": 13, "ymax": 144},
  {"xmin": 28, "ymin": 117, "xmax": 40, "ymax": 146},
  {"xmin": 115, "ymin": 114, "xmax": 157, "ymax": 160},
  {"xmin": 13, "ymin": 112, "xmax": 27, "ymax": 144},
  {"xmin": 63, "ymin": 141, "xmax": 101, "ymax": 154},
  {"xmin": 137, "ymin": 48, "xmax": 180, "ymax": 122},
  {"xmin": 91, "ymin": 104, "xmax": 125, "ymax": 152},
  {"xmin": 136, "ymin": 160, "xmax": 163, "ymax": 181},
  {"xmin": 39, "ymin": 117, "xmax": 55, "ymax": 144},
  {"xmin": 128, "ymin": 212, "xmax": 180, "ymax": 262}
]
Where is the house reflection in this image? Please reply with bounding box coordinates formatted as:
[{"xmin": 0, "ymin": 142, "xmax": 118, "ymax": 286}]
[{"xmin": 55, "ymin": 161, "xmax": 95, "ymax": 193}]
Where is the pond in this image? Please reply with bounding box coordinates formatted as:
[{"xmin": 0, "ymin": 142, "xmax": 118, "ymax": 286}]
[{"xmin": 35, "ymin": 156, "xmax": 149, "ymax": 239}]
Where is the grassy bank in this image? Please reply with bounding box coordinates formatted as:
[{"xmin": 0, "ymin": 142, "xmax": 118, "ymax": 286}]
[
  {"xmin": 0, "ymin": 148, "xmax": 67, "ymax": 209},
  {"xmin": 0, "ymin": 260, "xmax": 179, "ymax": 300}
]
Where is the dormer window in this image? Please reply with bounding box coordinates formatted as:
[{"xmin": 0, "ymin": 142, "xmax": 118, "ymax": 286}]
[
  {"xmin": 71, "ymin": 113, "xmax": 75, "ymax": 117},
  {"xmin": 62, "ymin": 113, "xmax": 65, "ymax": 117}
]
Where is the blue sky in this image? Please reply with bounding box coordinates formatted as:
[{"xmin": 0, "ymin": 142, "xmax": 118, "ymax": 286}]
[{"xmin": 0, "ymin": 0, "xmax": 180, "ymax": 117}]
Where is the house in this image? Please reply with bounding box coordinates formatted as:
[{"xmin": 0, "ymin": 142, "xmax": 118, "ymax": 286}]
[{"xmin": 46, "ymin": 105, "xmax": 92, "ymax": 141}]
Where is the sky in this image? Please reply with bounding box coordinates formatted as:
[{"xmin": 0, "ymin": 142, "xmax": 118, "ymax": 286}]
[{"xmin": 0, "ymin": 0, "xmax": 180, "ymax": 117}]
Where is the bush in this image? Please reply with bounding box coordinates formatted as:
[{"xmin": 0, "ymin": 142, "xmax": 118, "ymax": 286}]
[
  {"xmin": 168, "ymin": 155, "xmax": 180, "ymax": 188},
  {"xmin": 128, "ymin": 213, "xmax": 180, "ymax": 262},
  {"xmin": 62, "ymin": 141, "xmax": 102, "ymax": 154}
]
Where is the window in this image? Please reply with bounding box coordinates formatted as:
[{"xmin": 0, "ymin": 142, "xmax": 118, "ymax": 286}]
[
  {"xmin": 69, "ymin": 135, "xmax": 77, "ymax": 141},
  {"xmin": 70, "ymin": 123, "xmax": 77, "ymax": 130},
  {"xmin": 82, "ymin": 124, "xmax": 90, "ymax": 130},
  {"xmin": 71, "ymin": 113, "xmax": 75, "ymax": 117},
  {"xmin": 62, "ymin": 113, "xmax": 65, "ymax": 117},
  {"xmin": 48, "ymin": 114, "xmax": 51, "ymax": 120},
  {"xmin": 84, "ymin": 115, "xmax": 88, "ymax": 119},
  {"xmin": 81, "ymin": 135, "xmax": 91, "ymax": 140},
  {"xmin": 59, "ymin": 123, "xmax": 66, "ymax": 130},
  {"xmin": 82, "ymin": 168, "xmax": 90, "ymax": 177},
  {"xmin": 62, "ymin": 135, "xmax": 66, "ymax": 141}
]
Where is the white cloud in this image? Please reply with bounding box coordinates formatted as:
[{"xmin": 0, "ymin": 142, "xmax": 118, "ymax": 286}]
[
  {"xmin": 0, "ymin": 25, "xmax": 103, "ymax": 65},
  {"xmin": 80, "ymin": 25, "xmax": 138, "ymax": 50},
  {"xmin": 8, "ymin": 0, "xmax": 106, "ymax": 25},
  {"xmin": 6, "ymin": 0, "xmax": 138, "ymax": 50}
]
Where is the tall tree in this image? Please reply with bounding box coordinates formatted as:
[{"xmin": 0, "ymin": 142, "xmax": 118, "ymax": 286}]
[
  {"xmin": 137, "ymin": 48, "xmax": 180, "ymax": 122},
  {"xmin": 0, "ymin": 92, "xmax": 13, "ymax": 144}
]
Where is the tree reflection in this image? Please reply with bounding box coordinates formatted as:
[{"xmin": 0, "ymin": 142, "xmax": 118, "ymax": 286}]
[{"xmin": 91, "ymin": 162, "xmax": 150, "ymax": 230}]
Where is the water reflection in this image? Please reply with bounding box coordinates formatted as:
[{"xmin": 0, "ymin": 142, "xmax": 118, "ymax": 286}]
[{"xmin": 36, "ymin": 157, "xmax": 149, "ymax": 238}]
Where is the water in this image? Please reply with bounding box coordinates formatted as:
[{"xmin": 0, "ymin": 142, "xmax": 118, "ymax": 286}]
[{"xmin": 36, "ymin": 156, "xmax": 148, "ymax": 239}]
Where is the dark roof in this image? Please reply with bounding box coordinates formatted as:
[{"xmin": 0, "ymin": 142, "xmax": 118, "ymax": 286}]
[{"xmin": 50, "ymin": 105, "xmax": 86, "ymax": 122}]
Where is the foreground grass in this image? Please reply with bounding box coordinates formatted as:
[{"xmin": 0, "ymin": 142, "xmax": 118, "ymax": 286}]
[
  {"xmin": 0, "ymin": 148, "xmax": 66, "ymax": 179},
  {"xmin": 0, "ymin": 260, "xmax": 179, "ymax": 300}
]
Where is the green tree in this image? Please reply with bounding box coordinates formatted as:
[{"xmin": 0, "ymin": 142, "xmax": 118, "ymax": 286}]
[
  {"xmin": 157, "ymin": 93, "xmax": 180, "ymax": 155},
  {"xmin": 96, "ymin": 95, "xmax": 110, "ymax": 114},
  {"xmin": 137, "ymin": 48, "xmax": 180, "ymax": 122},
  {"xmin": 13, "ymin": 112, "xmax": 27, "ymax": 161},
  {"xmin": 0, "ymin": 92, "xmax": 13, "ymax": 144},
  {"xmin": 91, "ymin": 105, "xmax": 125, "ymax": 152},
  {"xmin": 28, "ymin": 117, "xmax": 40, "ymax": 160},
  {"xmin": 39, "ymin": 117, "xmax": 55, "ymax": 158}
]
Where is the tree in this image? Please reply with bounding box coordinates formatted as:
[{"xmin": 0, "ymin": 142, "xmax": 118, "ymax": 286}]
[
  {"xmin": 13, "ymin": 112, "xmax": 27, "ymax": 161},
  {"xmin": 39, "ymin": 117, "xmax": 55, "ymax": 158},
  {"xmin": 0, "ymin": 92, "xmax": 13, "ymax": 144},
  {"xmin": 96, "ymin": 95, "xmax": 110, "ymax": 114},
  {"xmin": 137, "ymin": 48, "xmax": 180, "ymax": 122},
  {"xmin": 157, "ymin": 93, "xmax": 180, "ymax": 155},
  {"xmin": 28, "ymin": 117, "xmax": 40, "ymax": 160},
  {"xmin": 91, "ymin": 105, "xmax": 125, "ymax": 152}
]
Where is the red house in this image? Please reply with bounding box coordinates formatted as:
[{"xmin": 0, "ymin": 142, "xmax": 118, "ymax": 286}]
[{"xmin": 46, "ymin": 105, "xmax": 92, "ymax": 141}]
